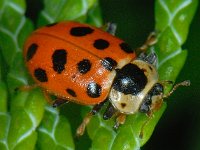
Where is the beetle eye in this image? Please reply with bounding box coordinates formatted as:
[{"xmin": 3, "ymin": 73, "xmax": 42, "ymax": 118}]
[
  {"xmin": 139, "ymin": 83, "xmax": 163, "ymax": 113},
  {"xmin": 151, "ymin": 83, "xmax": 164, "ymax": 96},
  {"xmin": 139, "ymin": 94, "xmax": 151, "ymax": 113}
]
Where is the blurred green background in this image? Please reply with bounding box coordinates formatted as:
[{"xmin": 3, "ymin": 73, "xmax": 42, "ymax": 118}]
[{"xmin": 100, "ymin": 0, "xmax": 200, "ymax": 149}]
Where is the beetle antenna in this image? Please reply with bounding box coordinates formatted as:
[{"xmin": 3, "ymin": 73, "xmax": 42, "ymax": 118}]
[
  {"xmin": 136, "ymin": 32, "xmax": 157, "ymax": 55},
  {"xmin": 163, "ymin": 80, "xmax": 190, "ymax": 99}
]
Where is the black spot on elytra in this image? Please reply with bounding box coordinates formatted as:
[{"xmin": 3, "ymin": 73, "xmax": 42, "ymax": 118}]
[
  {"xmin": 113, "ymin": 63, "xmax": 147, "ymax": 95},
  {"xmin": 70, "ymin": 26, "xmax": 94, "ymax": 36},
  {"xmin": 101, "ymin": 57, "xmax": 117, "ymax": 71},
  {"xmin": 119, "ymin": 42, "xmax": 133, "ymax": 53},
  {"xmin": 46, "ymin": 22, "xmax": 58, "ymax": 27},
  {"xmin": 66, "ymin": 88, "xmax": 77, "ymax": 97},
  {"xmin": 93, "ymin": 39, "xmax": 109, "ymax": 50},
  {"xmin": 87, "ymin": 82, "xmax": 102, "ymax": 98},
  {"xmin": 77, "ymin": 59, "xmax": 91, "ymax": 74},
  {"xmin": 52, "ymin": 49, "xmax": 67, "ymax": 74},
  {"xmin": 34, "ymin": 68, "xmax": 48, "ymax": 82},
  {"xmin": 26, "ymin": 43, "xmax": 38, "ymax": 61}
]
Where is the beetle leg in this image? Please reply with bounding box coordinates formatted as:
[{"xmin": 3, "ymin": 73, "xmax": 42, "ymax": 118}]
[
  {"xmin": 139, "ymin": 110, "xmax": 154, "ymax": 139},
  {"xmin": 139, "ymin": 93, "xmax": 163, "ymax": 138},
  {"xmin": 42, "ymin": 90, "xmax": 54, "ymax": 105},
  {"xmin": 106, "ymin": 22, "xmax": 117, "ymax": 35},
  {"xmin": 101, "ymin": 22, "xmax": 117, "ymax": 35},
  {"xmin": 136, "ymin": 32, "xmax": 157, "ymax": 55},
  {"xmin": 103, "ymin": 103, "xmax": 128, "ymax": 130},
  {"xmin": 140, "ymin": 96, "xmax": 164, "ymax": 138},
  {"xmin": 113, "ymin": 113, "xmax": 126, "ymax": 130},
  {"xmin": 76, "ymin": 100, "xmax": 107, "ymax": 137},
  {"xmin": 17, "ymin": 85, "xmax": 69, "ymax": 107},
  {"xmin": 91, "ymin": 100, "xmax": 108, "ymax": 115},
  {"xmin": 15, "ymin": 84, "xmax": 38, "ymax": 92},
  {"xmin": 76, "ymin": 112, "xmax": 93, "ymax": 137},
  {"xmin": 43, "ymin": 90, "xmax": 68, "ymax": 106},
  {"xmin": 52, "ymin": 98, "xmax": 69, "ymax": 107},
  {"xmin": 103, "ymin": 102, "xmax": 116, "ymax": 120}
]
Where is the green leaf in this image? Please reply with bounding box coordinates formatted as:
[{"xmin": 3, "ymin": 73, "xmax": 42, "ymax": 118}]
[
  {"xmin": 7, "ymin": 111, "xmax": 37, "ymax": 150},
  {"xmin": 0, "ymin": 81, "xmax": 7, "ymax": 112},
  {"xmin": 155, "ymin": 0, "xmax": 198, "ymax": 45},
  {"xmin": 0, "ymin": 90, "xmax": 46, "ymax": 150},
  {"xmin": 0, "ymin": 1, "xmax": 45, "ymax": 150},
  {"xmin": 86, "ymin": 1, "xmax": 103, "ymax": 27},
  {"xmin": 155, "ymin": 0, "xmax": 198, "ymax": 91},
  {"xmin": 6, "ymin": 90, "xmax": 45, "ymax": 150},
  {"xmin": 0, "ymin": 0, "xmax": 32, "ymax": 67},
  {"xmin": 0, "ymin": 0, "xmax": 33, "ymax": 94},
  {"xmin": 37, "ymin": 106, "xmax": 74, "ymax": 150},
  {"xmin": 0, "ymin": 113, "xmax": 10, "ymax": 150},
  {"xmin": 37, "ymin": 0, "xmax": 99, "ymax": 26}
]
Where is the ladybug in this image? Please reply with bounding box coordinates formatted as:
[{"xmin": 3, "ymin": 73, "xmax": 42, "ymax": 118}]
[{"xmin": 23, "ymin": 21, "xmax": 190, "ymax": 136}]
